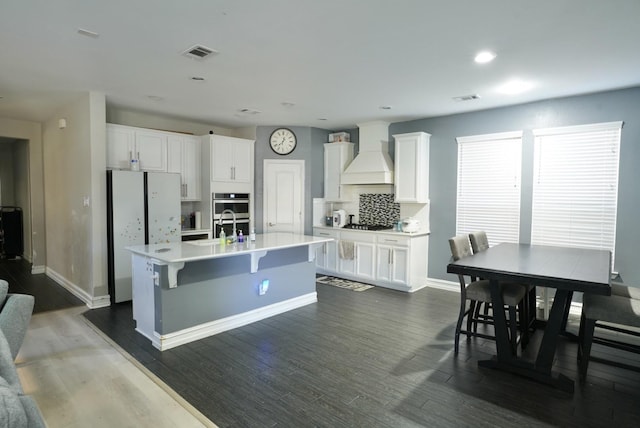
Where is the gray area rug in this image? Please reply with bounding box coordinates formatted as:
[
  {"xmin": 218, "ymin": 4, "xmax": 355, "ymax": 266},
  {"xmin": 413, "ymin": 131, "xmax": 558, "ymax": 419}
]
[{"xmin": 316, "ymin": 276, "xmax": 374, "ymax": 292}]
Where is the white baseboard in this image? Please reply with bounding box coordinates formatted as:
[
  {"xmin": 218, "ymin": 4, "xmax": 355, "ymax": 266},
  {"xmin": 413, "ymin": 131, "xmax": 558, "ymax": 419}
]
[
  {"xmin": 426, "ymin": 278, "xmax": 459, "ymax": 293},
  {"xmin": 147, "ymin": 292, "xmax": 318, "ymax": 351},
  {"xmin": 45, "ymin": 267, "xmax": 111, "ymax": 309},
  {"xmin": 31, "ymin": 265, "xmax": 45, "ymax": 274}
]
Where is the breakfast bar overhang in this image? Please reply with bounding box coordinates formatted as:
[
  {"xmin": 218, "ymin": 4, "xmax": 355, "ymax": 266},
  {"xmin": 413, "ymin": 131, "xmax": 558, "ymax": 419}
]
[{"xmin": 126, "ymin": 233, "xmax": 332, "ymax": 350}]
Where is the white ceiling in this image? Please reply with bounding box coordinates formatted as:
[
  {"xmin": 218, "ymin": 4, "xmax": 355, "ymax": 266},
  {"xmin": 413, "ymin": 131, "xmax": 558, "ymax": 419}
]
[{"xmin": 1, "ymin": 0, "xmax": 639, "ymax": 130}]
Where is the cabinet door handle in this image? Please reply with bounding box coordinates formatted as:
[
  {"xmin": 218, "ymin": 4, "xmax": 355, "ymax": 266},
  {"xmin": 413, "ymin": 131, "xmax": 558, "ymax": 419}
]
[
  {"xmin": 268, "ymin": 222, "xmax": 275, "ymax": 227},
  {"xmin": 129, "ymin": 150, "xmax": 133, "ymax": 161},
  {"xmin": 137, "ymin": 151, "xmax": 140, "ymax": 161}
]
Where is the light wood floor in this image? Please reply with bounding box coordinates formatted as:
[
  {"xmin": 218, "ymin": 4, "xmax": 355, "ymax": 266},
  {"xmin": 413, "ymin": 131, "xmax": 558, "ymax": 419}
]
[{"xmin": 15, "ymin": 306, "xmax": 216, "ymax": 428}]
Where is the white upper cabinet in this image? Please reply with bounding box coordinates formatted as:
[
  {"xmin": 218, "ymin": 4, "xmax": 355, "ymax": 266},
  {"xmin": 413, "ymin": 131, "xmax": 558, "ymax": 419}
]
[
  {"xmin": 168, "ymin": 135, "xmax": 201, "ymax": 201},
  {"xmin": 106, "ymin": 125, "xmax": 135, "ymax": 170},
  {"xmin": 324, "ymin": 142, "xmax": 354, "ymax": 202},
  {"xmin": 106, "ymin": 124, "xmax": 168, "ymax": 172},
  {"xmin": 393, "ymin": 132, "xmax": 430, "ymax": 203},
  {"xmin": 210, "ymin": 135, "xmax": 254, "ymax": 184}
]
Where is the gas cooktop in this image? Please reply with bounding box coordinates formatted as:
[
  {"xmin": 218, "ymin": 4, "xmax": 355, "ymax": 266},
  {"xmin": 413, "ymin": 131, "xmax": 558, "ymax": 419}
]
[{"xmin": 342, "ymin": 224, "xmax": 394, "ymax": 231}]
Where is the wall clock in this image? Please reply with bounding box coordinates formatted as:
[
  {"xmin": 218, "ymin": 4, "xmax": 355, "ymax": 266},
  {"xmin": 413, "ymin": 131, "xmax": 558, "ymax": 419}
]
[{"xmin": 269, "ymin": 128, "xmax": 297, "ymax": 155}]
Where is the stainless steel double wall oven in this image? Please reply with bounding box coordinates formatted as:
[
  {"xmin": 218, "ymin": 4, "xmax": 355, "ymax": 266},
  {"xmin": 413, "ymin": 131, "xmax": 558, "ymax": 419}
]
[{"xmin": 212, "ymin": 193, "xmax": 250, "ymax": 238}]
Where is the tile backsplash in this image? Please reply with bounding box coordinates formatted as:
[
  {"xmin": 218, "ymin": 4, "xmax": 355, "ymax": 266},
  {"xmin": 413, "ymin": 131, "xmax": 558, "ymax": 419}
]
[{"xmin": 359, "ymin": 194, "xmax": 400, "ymax": 226}]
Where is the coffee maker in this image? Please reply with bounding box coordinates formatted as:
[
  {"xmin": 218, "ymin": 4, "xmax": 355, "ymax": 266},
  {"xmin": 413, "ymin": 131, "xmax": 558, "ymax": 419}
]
[{"xmin": 332, "ymin": 209, "xmax": 347, "ymax": 228}]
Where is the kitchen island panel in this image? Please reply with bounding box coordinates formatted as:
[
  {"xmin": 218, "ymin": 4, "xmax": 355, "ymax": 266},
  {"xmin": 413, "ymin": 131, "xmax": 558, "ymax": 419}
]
[
  {"xmin": 131, "ymin": 241, "xmax": 322, "ymax": 350},
  {"xmin": 154, "ymin": 247, "xmax": 314, "ymax": 333}
]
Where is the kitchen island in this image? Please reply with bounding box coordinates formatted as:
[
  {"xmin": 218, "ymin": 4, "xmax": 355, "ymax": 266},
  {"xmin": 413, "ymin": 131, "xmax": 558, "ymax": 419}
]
[{"xmin": 126, "ymin": 233, "xmax": 332, "ymax": 350}]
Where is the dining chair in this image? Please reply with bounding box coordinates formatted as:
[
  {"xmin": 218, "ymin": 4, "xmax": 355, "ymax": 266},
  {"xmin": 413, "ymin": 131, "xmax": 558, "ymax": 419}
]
[
  {"xmin": 468, "ymin": 231, "xmax": 536, "ymax": 347},
  {"xmin": 577, "ymin": 283, "xmax": 640, "ymax": 377},
  {"xmin": 449, "ymin": 235, "xmax": 526, "ymax": 354}
]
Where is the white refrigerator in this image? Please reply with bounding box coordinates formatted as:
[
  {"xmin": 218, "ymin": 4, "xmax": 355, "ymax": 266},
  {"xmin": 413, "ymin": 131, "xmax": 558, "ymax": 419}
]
[{"xmin": 107, "ymin": 170, "xmax": 181, "ymax": 303}]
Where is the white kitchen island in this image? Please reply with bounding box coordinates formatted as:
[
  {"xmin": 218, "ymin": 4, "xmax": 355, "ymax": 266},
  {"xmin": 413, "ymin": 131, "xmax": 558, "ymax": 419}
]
[{"xmin": 126, "ymin": 233, "xmax": 331, "ymax": 350}]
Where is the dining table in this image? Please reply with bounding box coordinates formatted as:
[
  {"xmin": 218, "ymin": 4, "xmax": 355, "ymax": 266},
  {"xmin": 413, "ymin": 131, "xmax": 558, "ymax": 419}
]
[{"xmin": 447, "ymin": 243, "xmax": 611, "ymax": 392}]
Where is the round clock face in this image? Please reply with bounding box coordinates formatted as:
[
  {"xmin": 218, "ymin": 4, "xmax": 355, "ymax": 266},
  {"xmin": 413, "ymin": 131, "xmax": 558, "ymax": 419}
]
[{"xmin": 269, "ymin": 128, "xmax": 297, "ymax": 155}]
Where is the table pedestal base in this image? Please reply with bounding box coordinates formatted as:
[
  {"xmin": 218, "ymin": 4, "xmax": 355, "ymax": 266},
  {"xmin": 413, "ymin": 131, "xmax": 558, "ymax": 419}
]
[{"xmin": 479, "ymin": 357, "xmax": 574, "ymax": 393}]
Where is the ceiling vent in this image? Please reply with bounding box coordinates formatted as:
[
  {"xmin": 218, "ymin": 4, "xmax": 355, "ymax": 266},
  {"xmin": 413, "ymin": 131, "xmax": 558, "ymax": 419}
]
[
  {"xmin": 453, "ymin": 94, "xmax": 481, "ymax": 102},
  {"xmin": 182, "ymin": 45, "xmax": 218, "ymax": 60}
]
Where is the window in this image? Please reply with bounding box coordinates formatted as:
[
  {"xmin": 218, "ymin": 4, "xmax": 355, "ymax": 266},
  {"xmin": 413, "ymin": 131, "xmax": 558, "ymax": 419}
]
[
  {"xmin": 531, "ymin": 121, "xmax": 622, "ymax": 267},
  {"xmin": 455, "ymin": 131, "xmax": 523, "ymax": 246}
]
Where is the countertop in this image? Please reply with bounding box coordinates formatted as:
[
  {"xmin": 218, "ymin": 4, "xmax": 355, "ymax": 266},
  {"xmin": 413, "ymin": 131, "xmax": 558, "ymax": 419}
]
[
  {"xmin": 313, "ymin": 225, "xmax": 430, "ymax": 237},
  {"xmin": 126, "ymin": 233, "xmax": 333, "ymax": 264}
]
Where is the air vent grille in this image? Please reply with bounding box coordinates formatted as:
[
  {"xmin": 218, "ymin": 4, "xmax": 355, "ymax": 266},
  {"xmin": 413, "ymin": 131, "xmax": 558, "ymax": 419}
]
[
  {"xmin": 453, "ymin": 94, "xmax": 481, "ymax": 102},
  {"xmin": 182, "ymin": 45, "xmax": 218, "ymax": 60}
]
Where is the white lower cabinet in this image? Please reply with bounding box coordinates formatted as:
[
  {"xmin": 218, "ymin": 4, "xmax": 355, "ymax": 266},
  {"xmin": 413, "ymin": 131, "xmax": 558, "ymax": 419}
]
[
  {"xmin": 314, "ymin": 229, "xmax": 339, "ymax": 272},
  {"xmin": 313, "ymin": 228, "xmax": 429, "ymax": 292},
  {"xmin": 376, "ymin": 236, "xmax": 411, "ymax": 286},
  {"xmin": 339, "ymin": 232, "xmax": 376, "ymax": 280}
]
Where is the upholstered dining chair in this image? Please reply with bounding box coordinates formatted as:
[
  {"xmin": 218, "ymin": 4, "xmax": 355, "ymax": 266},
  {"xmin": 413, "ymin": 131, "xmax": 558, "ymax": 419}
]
[
  {"xmin": 449, "ymin": 235, "xmax": 526, "ymax": 354},
  {"xmin": 577, "ymin": 283, "xmax": 640, "ymax": 377},
  {"xmin": 468, "ymin": 231, "xmax": 536, "ymax": 348}
]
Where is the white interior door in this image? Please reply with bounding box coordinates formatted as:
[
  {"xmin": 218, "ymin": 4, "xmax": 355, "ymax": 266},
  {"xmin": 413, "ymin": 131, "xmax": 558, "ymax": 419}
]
[{"xmin": 263, "ymin": 160, "xmax": 304, "ymax": 234}]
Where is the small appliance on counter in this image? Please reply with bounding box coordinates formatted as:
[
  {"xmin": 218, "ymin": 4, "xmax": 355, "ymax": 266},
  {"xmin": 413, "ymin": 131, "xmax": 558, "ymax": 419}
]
[
  {"xmin": 332, "ymin": 209, "xmax": 347, "ymax": 228},
  {"xmin": 400, "ymin": 217, "xmax": 421, "ymax": 233}
]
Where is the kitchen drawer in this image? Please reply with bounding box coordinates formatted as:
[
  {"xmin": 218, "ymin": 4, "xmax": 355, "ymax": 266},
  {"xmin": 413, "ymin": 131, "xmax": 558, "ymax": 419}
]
[
  {"xmin": 340, "ymin": 231, "xmax": 376, "ymax": 243},
  {"xmin": 314, "ymin": 228, "xmax": 339, "ymax": 239},
  {"xmin": 377, "ymin": 235, "xmax": 411, "ymax": 247}
]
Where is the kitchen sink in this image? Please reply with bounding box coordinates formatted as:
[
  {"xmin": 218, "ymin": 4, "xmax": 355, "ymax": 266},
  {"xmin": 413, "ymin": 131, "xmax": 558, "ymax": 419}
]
[{"xmin": 185, "ymin": 239, "xmax": 218, "ymax": 246}]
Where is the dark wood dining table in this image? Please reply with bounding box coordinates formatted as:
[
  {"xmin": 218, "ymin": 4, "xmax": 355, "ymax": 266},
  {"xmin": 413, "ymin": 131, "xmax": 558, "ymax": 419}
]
[{"xmin": 447, "ymin": 243, "xmax": 611, "ymax": 392}]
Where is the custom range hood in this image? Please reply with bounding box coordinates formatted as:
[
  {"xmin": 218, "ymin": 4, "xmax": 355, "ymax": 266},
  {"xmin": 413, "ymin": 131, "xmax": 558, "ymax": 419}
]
[{"xmin": 341, "ymin": 121, "xmax": 394, "ymax": 184}]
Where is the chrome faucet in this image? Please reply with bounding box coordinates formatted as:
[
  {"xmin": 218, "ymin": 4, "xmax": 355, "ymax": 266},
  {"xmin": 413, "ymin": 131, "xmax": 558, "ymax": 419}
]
[{"xmin": 219, "ymin": 209, "xmax": 237, "ymax": 242}]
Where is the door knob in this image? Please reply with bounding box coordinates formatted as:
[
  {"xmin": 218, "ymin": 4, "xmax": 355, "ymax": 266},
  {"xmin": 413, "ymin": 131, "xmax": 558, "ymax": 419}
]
[{"xmin": 268, "ymin": 222, "xmax": 275, "ymax": 226}]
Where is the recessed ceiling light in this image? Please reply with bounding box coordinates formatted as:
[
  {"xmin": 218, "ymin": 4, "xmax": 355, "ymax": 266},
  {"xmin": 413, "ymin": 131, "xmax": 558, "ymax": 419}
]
[
  {"xmin": 147, "ymin": 95, "xmax": 164, "ymax": 101},
  {"xmin": 190, "ymin": 76, "xmax": 205, "ymax": 81},
  {"xmin": 77, "ymin": 28, "xmax": 100, "ymax": 38},
  {"xmin": 281, "ymin": 102, "xmax": 295, "ymax": 108},
  {"xmin": 379, "ymin": 105, "xmax": 392, "ymax": 110},
  {"xmin": 497, "ymin": 79, "xmax": 534, "ymax": 95},
  {"xmin": 317, "ymin": 118, "xmax": 328, "ymax": 121},
  {"xmin": 474, "ymin": 50, "xmax": 496, "ymax": 64},
  {"xmin": 238, "ymin": 108, "xmax": 261, "ymax": 115},
  {"xmin": 453, "ymin": 94, "xmax": 481, "ymax": 102}
]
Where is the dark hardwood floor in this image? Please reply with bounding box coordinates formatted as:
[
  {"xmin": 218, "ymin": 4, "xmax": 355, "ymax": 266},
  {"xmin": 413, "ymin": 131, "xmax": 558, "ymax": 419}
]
[
  {"xmin": 0, "ymin": 257, "xmax": 83, "ymax": 312},
  {"xmin": 84, "ymin": 283, "xmax": 640, "ymax": 428},
  {"xmin": 5, "ymin": 257, "xmax": 640, "ymax": 427}
]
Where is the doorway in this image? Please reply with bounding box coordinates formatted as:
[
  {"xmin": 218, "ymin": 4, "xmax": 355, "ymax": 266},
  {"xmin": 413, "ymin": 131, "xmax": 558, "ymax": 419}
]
[
  {"xmin": 263, "ymin": 159, "xmax": 304, "ymax": 234},
  {"xmin": 0, "ymin": 137, "xmax": 30, "ymax": 261}
]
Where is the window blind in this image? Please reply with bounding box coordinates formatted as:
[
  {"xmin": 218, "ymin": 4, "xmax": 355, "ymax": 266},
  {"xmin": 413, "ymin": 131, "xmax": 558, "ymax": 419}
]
[
  {"xmin": 531, "ymin": 121, "xmax": 622, "ymax": 268},
  {"xmin": 456, "ymin": 131, "xmax": 522, "ymax": 246}
]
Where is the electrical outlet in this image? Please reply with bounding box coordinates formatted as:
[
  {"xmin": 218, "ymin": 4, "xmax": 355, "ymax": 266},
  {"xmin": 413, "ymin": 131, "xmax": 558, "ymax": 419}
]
[{"xmin": 258, "ymin": 279, "xmax": 269, "ymax": 295}]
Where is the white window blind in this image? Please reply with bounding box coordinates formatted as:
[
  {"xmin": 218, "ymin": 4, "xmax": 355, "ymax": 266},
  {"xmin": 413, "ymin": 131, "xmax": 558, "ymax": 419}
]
[
  {"xmin": 456, "ymin": 131, "xmax": 522, "ymax": 246},
  {"xmin": 531, "ymin": 121, "xmax": 622, "ymax": 267}
]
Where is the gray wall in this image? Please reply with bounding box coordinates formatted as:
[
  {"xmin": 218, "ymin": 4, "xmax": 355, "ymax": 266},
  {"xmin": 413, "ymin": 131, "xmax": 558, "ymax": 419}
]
[
  {"xmin": 390, "ymin": 87, "xmax": 640, "ymax": 285},
  {"xmin": 254, "ymin": 126, "xmax": 329, "ymax": 235}
]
